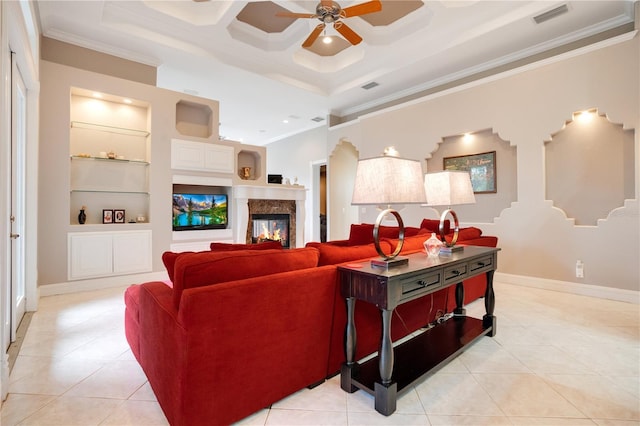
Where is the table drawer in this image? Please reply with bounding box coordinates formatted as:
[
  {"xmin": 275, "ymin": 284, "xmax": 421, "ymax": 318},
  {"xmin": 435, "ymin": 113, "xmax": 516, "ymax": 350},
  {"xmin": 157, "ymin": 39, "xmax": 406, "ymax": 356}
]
[
  {"xmin": 443, "ymin": 263, "xmax": 468, "ymax": 284},
  {"xmin": 469, "ymin": 255, "xmax": 494, "ymax": 274},
  {"xmin": 400, "ymin": 271, "xmax": 442, "ymax": 298}
]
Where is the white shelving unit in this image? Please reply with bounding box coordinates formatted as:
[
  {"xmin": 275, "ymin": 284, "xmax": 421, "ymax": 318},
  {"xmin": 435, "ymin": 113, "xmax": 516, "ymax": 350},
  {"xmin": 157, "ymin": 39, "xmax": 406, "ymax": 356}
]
[
  {"xmin": 68, "ymin": 91, "xmax": 153, "ymax": 281},
  {"xmin": 69, "ymin": 95, "xmax": 151, "ymax": 225}
]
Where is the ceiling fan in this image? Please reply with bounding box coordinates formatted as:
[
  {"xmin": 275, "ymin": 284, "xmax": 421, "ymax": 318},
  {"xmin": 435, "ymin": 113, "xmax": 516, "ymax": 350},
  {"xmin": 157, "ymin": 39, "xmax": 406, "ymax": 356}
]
[{"xmin": 277, "ymin": 0, "xmax": 382, "ymax": 48}]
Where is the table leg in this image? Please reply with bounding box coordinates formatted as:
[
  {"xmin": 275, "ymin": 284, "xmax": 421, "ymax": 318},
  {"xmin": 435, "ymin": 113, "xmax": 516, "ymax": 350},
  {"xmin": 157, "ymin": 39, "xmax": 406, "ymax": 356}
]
[
  {"xmin": 345, "ymin": 297, "xmax": 356, "ymax": 364},
  {"xmin": 483, "ymin": 269, "xmax": 497, "ymax": 336},
  {"xmin": 454, "ymin": 281, "xmax": 466, "ymax": 315},
  {"xmin": 374, "ymin": 308, "xmax": 397, "ymax": 416},
  {"xmin": 341, "ymin": 297, "xmax": 358, "ymax": 393},
  {"xmin": 379, "ymin": 309, "xmax": 394, "ymax": 385}
]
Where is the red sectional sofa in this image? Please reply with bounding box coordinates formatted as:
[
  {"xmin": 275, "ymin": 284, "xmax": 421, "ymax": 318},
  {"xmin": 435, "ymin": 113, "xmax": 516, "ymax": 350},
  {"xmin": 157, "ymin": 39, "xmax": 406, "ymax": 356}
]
[{"xmin": 124, "ymin": 221, "xmax": 497, "ymax": 425}]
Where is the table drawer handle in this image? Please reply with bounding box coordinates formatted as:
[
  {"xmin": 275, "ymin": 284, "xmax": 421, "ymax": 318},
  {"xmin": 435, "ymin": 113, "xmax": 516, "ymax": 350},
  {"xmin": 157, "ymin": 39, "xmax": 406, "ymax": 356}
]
[
  {"xmin": 418, "ymin": 280, "xmax": 428, "ymax": 287},
  {"xmin": 450, "ymin": 270, "xmax": 461, "ymax": 277}
]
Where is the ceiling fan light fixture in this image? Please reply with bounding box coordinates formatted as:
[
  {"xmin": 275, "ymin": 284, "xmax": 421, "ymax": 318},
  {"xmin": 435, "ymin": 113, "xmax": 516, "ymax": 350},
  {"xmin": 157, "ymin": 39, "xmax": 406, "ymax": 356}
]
[
  {"xmin": 277, "ymin": 0, "xmax": 381, "ymax": 48},
  {"xmin": 323, "ymin": 35, "xmax": 332, "ymax": 44}
]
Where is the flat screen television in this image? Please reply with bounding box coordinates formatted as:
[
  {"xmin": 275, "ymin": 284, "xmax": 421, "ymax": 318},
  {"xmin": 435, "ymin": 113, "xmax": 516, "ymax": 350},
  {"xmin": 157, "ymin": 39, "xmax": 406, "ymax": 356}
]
[{"xmin": 172, "ymin": 193, "xmax": 228, "ymax": 231}]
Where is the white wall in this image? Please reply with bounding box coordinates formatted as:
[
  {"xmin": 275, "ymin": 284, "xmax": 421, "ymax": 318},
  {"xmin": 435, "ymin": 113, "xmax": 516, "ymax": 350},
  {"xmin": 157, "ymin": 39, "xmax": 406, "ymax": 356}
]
[{"xmin": 272, "ymin": 32, "xmax": 639, "ymax": 297}]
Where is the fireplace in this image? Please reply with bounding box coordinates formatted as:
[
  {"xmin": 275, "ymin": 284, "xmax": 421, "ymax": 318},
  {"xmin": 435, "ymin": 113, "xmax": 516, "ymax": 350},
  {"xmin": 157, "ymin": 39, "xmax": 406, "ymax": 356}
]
[
  {"xmin": 246, "ymin": 199, "xmax": 297, "ymax": 248},
  {"xmin": 251, "ymin": 214, "xmax": 290, "ymax": 248}
]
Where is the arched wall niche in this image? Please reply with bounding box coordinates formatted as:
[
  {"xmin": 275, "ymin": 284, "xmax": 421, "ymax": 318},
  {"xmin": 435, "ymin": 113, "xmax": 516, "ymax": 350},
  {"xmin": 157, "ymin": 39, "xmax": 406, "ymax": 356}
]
[
  {"xmin": 544, "ymin": 109, "xmax": 635, "ymax": 226},
  {"xmin": 327, "ymin": 139, "xmax": 359, "ymax": 240},
  {"xmin": 425, "ymin": 128, "xmax": 517, "ymax": 223}
]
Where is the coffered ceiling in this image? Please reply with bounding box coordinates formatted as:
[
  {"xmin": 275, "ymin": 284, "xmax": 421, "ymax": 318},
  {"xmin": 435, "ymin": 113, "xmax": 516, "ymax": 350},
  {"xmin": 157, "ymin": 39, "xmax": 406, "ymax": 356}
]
[{"xmin": 36, "ymin": 1, "xmax": 635, "ymax": 145}]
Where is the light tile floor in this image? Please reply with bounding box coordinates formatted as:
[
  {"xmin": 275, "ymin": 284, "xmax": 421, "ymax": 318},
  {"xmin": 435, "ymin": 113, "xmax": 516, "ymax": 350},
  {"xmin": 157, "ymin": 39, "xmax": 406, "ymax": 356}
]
[{"xmin": 1, "ymin": 281, "xmax": 638, "ymax": 425}]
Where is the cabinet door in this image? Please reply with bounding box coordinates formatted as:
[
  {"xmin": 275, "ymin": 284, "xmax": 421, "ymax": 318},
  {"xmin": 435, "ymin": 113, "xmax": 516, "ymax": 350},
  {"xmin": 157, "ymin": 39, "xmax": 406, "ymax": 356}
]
[
  {"xmin": 68, "ymin": 233, "xmax": 113, "ymax": 280},
  {"xmin": 171, "ymin": 139, "xmax": 234, "ymax": 173},
  {"xmin": 171, "ymin": 139, "xmax": 205, "ymax": 171},
  {"xmin": 113, "ymin": 231, "xmax": 152, "ymax": 274},
  {"xmin": 204, "ymin": 144, "xmax": 234, "ymax": 173}
]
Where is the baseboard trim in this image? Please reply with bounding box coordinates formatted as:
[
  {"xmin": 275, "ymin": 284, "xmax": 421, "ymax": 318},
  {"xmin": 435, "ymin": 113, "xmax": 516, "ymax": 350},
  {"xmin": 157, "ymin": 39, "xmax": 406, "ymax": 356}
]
[
  {"xmin": 495, "ymin": 272, "xmax": 639, "ymax": 304},
  {"xmin": 39, "ymin": 271, "xmax": 169, "ymax": 297}
]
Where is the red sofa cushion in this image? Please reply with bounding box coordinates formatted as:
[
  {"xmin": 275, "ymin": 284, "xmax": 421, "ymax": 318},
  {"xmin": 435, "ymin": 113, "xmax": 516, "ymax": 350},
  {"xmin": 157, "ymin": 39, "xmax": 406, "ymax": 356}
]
[
  {"xmin": 162, "ymin": 251, "xmax": 194, "ymax": 283},
  {"xmin": 210, "ymin": 241, "xmax": 283, "ymax": 251},
  {"xmin": 446, "ymin": 226, "xmax": 483, "ymax": 243},
  {"xmin": 171, "ymin": 248, "xmax": 320, "ymax": 308},
  {"xmin": 420, "ymin": 218, "xmax": 451, "ymax": 235},
  {"xmin": 163, "ymin": 242, "xmax": 285, "ymax": 283},
  {"xmin": 348, "ymin": 223, "xmax": 421, "ymax": 246},
  {"xmin": 308, "ymin": 240, "xmax": 394, "ymax": 266}
]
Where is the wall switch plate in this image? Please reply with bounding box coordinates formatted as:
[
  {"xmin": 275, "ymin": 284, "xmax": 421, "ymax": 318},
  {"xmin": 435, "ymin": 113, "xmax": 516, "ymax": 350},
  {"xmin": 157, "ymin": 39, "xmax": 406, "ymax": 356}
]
[{"xmin": 576, "ymin": 260, "xmax": 584, "ymax": 278}]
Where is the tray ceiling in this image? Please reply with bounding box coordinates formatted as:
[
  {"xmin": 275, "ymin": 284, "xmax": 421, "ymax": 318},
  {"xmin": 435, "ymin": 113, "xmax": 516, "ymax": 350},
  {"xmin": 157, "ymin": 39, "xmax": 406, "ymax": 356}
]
[{"xmin": 37, "ymin": 1, "xmax": 635, "ymax": 145}]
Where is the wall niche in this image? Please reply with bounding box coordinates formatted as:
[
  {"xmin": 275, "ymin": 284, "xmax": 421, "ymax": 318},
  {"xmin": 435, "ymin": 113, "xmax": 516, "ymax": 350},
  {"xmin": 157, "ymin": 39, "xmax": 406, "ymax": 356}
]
[
  {"xmin": 545, "ymin": 109, "xmax": 635, "ymax": 226},
  {"xmin": 426, "ymin": 129, "xmax": 517, "ymax": 223}
]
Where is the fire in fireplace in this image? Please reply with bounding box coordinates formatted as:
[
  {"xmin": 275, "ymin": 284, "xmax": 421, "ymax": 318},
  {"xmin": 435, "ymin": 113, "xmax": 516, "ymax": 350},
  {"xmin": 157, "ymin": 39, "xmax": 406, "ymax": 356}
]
[{"xmin": 251, "ymin": 214, "xmax": 290, "ymax": 248}]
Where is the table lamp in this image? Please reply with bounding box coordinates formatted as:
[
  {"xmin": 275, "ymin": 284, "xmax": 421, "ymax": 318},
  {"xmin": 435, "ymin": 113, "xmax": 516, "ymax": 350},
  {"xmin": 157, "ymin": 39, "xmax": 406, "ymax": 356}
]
[
  {"xmin": 351, "ymin": 148, "xmax": 427, "ymax": 268},
  {"xmin": 424, "ymin": 170, "xmax": 476, "ymax": 253}
]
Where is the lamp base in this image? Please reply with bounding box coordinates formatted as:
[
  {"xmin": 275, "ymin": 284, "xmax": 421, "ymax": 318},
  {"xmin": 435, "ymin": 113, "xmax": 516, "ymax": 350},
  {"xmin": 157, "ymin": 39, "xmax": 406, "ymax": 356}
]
[
  {"xmin": 439, "ymin": 245, "xmax": 464, "ymax": 254},
  {"xmin": 371, "ymin": 256, "xmax": 409, "ymax": 269}
]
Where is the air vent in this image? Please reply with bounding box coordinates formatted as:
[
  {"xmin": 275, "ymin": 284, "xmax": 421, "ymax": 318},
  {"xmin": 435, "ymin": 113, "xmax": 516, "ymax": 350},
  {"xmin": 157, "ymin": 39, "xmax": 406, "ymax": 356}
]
[
  {"xmin": 311, "ymin": 116, "xmax": 325, "ymax": 122},
  {"xmin": 361, "ymin": 82, "xmax": 379, "ymax": 90},
  {"xmin": 533, "ymin": 4, "xmax": 568, "ymax": 24}
]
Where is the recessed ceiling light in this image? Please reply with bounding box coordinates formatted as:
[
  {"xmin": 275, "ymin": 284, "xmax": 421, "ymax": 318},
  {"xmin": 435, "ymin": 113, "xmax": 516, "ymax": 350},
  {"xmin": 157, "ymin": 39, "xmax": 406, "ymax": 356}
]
[
  {"xmin": 283, "ymin": 119, "xmax": 289, "ymax": 123},
  {"xmin": 576, "ymin": 110, "xmax": 594, "ymax": 123},
  {"xmin": 123, "ymin": 98, "xmax": 132, "ymax": 104},
  {"xmin": 92, "ymin": 92, "xmax": 103, "ymax": 98}
]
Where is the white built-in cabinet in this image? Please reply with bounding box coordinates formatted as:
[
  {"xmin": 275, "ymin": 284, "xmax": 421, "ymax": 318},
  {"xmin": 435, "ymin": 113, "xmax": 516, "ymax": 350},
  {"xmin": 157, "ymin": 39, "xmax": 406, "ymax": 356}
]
[
  {"xmin": 68, "ymin": 90, "xmax": 152, "ymax": 281},
  {"xmin": 68, "ymin": 230, "xmax": 152, "ymax": 280},
  {"xmin": 171, "ymin": 139, "xmax": 234, "ymax": 173}
]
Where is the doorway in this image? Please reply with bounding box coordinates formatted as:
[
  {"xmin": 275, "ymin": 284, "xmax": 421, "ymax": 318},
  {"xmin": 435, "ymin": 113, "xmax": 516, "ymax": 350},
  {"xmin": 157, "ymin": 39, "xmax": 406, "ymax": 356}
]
[{"xmin": 311, "ymin": 161, "xmax": 327, "ymax": 243}]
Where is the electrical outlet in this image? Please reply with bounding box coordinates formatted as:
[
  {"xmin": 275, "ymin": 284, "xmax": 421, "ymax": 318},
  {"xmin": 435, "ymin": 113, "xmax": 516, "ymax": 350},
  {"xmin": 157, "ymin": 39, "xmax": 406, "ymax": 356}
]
[{"xmin": 576, "ymin": 260, "xmax": 584, "ymax": 278}]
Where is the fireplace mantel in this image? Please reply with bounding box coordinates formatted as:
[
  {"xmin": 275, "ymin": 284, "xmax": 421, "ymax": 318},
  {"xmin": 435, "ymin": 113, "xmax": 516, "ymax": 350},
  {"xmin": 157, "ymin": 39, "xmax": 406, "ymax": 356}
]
[
  {"xmin": 233, "ymin": 184, "xmax": 306, "ymax": 201},
  {"xmin": 233, "ymin": 184, "xmax": 306, "ymax": 247}
]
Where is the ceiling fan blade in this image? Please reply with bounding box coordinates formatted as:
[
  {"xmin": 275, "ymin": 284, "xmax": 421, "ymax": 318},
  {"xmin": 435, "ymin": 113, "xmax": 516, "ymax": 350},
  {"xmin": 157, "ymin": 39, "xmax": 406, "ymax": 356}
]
[
  {"xmin": 342, "ymin": 0, "xmax": 382, "ymax": 17},
  {"xmin": 302, "ymin": 24, "xmax": 325, "ymax": 48},
  {"xmin": 334, "ymin": 22, "xmax": 363, "ymax": 45},
  {"xmin": 276, "ymin": 11, "xmax": 317, "ymax": 19}
]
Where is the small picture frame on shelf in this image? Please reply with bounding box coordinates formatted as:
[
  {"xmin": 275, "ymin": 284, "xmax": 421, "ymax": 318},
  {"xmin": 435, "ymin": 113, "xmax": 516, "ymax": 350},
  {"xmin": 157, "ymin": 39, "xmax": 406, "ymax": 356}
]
[
  {"xmin": 103, "ymin": 209, "xmax": 113, "ymax": 224},
  {"xmin": 114, "ymin": 209, "xmax": 125, "ymax": 224}
]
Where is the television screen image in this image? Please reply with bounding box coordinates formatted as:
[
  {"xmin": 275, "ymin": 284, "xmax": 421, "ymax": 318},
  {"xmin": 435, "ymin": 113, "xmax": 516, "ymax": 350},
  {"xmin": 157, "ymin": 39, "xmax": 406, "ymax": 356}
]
[{"xmin": 172, "ymin": 193, "xmax": 228, "ymax": 231}]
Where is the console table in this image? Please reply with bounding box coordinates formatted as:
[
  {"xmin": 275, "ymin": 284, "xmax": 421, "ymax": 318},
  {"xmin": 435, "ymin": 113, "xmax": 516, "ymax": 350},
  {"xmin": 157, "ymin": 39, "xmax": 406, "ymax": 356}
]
[{"xmin": 339, "ymin": 246, "xmax": 499, "ymax": 415}]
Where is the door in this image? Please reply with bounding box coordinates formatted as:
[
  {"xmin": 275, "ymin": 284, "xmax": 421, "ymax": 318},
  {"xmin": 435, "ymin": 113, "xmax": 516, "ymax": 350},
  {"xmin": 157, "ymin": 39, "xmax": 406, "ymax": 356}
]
[{"xmin": 9, "ymin": 52, "xmax": 26, "ymax": 341}]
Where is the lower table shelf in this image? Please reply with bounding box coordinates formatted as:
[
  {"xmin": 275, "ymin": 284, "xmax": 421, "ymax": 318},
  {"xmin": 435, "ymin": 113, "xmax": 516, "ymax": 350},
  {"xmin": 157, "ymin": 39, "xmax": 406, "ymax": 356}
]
[{"xmin": 345, "ymin": 316, "xmax": 492, "ymax": 396}]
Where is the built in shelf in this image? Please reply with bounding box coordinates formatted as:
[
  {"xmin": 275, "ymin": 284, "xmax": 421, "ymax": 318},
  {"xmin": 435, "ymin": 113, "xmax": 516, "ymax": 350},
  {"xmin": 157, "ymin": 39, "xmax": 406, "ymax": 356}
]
[
  {"xmin": 71, "ymin": 190, "xmax": 150, "ymax": 195},
  {"xmin": 70, "ymin": 156, "xmax": 149, "ymax": 165},
  {"xmin": 70, "ymin": 121, "xmax": 150, "ymax": 137},
  {"xmin": 175, "ymin": 100, "xmax": 213, "ymax": 138}
]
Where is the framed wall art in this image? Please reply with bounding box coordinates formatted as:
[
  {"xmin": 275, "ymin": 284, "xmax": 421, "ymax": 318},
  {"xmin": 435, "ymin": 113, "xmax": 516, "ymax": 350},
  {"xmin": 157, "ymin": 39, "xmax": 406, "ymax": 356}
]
[{"xmin": 443, "ymin": 151, "xmax": 496, "ymax": 193}]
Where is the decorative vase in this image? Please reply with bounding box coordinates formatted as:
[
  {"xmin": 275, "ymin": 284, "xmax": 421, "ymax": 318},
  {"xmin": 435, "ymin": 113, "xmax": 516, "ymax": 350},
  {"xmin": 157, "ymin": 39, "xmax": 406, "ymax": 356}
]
[
  {"xmin": 78, "ymin": 207, "xmax": 87, "ymax": 225},
  {"xmin": 241, "ymin": 167, "xmax": 251, "ymax": 180},
  {"xmin": 423, "ymin": 232, "xmax": 442, "ymax": 257}
]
